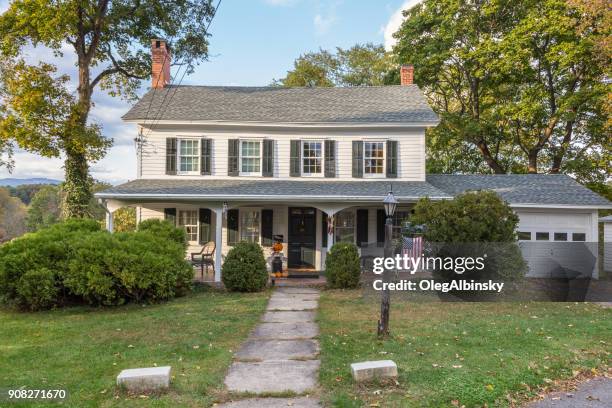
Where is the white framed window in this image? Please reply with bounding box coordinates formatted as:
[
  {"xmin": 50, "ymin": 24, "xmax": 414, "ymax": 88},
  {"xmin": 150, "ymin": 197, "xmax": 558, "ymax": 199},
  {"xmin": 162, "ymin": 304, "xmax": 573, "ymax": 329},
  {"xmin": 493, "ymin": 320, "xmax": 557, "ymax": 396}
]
[
  {"xmin": 240, "ymin": 140, "xmax": 262, "ymax": 176},
  {"xmin": 178, "ymin": 209, "xmax": 198, "ymax": 242},
  {"xmin": 335, "ymin": 211, "xmax": 355, "ymax": 243},
  {"xmin": 302, "ymin": 141, "xmax": 323, "ymax": 176},
  {"xmin": 240, "ymin": 209, "xmax": 261, "ymax": 243},
  {"xmin": 178, "ymin": 138, "xmax": 200, "ymax": 174},
  {"xmin": 364, "ymin": 141, "xmax": 385, "ymax": 177}
]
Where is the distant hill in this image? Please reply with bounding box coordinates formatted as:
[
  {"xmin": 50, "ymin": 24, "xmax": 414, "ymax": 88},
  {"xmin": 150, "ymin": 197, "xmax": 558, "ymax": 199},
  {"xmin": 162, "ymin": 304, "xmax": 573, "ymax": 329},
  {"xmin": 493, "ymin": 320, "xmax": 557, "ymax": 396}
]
[{"xmin": 0, "ymin": 178, "xmax": 62, "ymax": 187}]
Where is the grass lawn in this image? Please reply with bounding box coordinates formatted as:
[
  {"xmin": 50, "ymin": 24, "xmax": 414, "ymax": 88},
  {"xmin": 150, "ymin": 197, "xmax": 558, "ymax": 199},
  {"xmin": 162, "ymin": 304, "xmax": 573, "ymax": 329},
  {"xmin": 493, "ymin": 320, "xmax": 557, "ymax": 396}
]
[
  {"xmin": 0, "ymin": 287, "xmax": 269, "ymax": 407},
  {"xmin": 319, "ymin": 290, "xmax": 611, "ymax": 407}
]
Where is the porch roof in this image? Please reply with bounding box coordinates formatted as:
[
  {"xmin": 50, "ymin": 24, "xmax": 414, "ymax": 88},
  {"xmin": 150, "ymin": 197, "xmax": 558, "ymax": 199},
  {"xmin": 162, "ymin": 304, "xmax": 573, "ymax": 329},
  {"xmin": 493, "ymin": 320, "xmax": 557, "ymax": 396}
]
[{"xmin": 95, "ymin": 179, "xmax": 451, "ymax": 202}]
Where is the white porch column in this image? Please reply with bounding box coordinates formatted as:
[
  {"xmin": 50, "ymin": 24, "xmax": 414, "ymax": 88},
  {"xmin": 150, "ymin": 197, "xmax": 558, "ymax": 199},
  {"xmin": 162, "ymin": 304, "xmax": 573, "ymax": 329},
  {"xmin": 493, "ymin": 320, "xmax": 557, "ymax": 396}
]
[
  {"xmin": 106, "ymin": 211, "xmax": 114, "ymax": 233},
  {"xmin": 213, "ymin": 208, "xmax": 223, "ymax": 282},
  {"xmin": 326, "ymin": 212, "xmax": 335, "ymax": 251}
]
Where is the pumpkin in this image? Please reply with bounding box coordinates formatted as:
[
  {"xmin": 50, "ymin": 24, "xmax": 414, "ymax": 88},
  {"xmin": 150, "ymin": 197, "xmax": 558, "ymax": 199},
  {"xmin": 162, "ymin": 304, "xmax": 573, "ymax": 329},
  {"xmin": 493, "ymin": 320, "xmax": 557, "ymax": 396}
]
[{"xmin": 272, "ymin": 242, "xmax": 283, "ymax": 252}]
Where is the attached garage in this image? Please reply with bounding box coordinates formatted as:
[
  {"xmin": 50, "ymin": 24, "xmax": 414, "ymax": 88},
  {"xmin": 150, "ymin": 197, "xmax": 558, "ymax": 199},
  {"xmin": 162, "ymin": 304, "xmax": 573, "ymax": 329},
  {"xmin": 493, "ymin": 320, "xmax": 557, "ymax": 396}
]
[
  {"xmin": 426, "ymin": 174, "xmax": 612, "ymax": 279},
  {"xmin": 515, "ymin": 208, "xmax": 598, "ymax": 278}
]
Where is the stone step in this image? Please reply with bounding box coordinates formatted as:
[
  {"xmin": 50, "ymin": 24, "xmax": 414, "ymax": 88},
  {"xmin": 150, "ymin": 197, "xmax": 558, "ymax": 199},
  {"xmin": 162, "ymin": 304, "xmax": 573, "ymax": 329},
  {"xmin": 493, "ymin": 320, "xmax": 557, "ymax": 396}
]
[
  {"xmin": 251, "ymin": 322, "xmax": 318, "ymax": 340},
  {"xmin": 225, "ymin": 360, "xmax": 320, "ymax": 394},
  {"xmin": 276, "ymin": 287, "xmax": 320, "ymax": 295},
  {"xmin": 216, "ymin": 397, "xmax": 321, "ymax": 407},
  {"xmin": 350, "ymin": 360, "xmax": 398, "ymax": 382},
  {"xmin": 235, "ymin": 339, "xmax": 319, "ymax": 361},
  {"xmin": 116, "ymin": 366, "xmax": 171, "ymax": 392},
  {"xmin": 261, "ymin": 311, "xmax": 316, "ymax": 323}
]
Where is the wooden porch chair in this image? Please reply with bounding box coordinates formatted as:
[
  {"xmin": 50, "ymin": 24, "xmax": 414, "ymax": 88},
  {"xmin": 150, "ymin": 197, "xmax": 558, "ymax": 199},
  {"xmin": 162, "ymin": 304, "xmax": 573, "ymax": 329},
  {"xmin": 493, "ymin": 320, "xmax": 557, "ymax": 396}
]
[{"xmin": 191, "ymin": 241, "xmax": 215, "ymax": 278}]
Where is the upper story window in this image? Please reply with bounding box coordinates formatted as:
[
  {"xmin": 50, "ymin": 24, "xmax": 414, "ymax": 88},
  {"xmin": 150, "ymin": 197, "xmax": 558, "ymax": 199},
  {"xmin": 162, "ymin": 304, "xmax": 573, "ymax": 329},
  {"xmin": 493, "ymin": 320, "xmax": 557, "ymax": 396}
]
[
  {"xmin": 240, "ymin": 140, "xmax": 262, "ymax": 176},
  {"xmin": 302, "ymin": 141, "xmax": 323, "ymax": 176},
  {"xmin": 178, "ymin": 139, "xmax": 200, "ymax": 174},
  {"xmin": 364, "ymin": 141, "xmax": 385, "ymax": 177}
]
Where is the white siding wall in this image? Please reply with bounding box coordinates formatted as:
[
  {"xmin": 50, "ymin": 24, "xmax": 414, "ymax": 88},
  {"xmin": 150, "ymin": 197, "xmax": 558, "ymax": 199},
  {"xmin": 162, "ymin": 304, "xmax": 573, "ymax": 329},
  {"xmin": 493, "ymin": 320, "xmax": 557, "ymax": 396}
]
[
  {"xmin": 604, "ymin": 223, "xmax": 612, "ymax": 272},
  {"xmin": 137, "ymin": 126, "xmax": 426, "ymax": 181}
]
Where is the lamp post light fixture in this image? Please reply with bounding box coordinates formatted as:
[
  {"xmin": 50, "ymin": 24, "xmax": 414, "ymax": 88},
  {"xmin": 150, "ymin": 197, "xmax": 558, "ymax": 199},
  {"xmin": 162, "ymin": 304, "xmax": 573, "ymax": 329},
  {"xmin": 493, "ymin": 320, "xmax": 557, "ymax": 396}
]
[{"xmin": 378, "ymin": 188, "xmax": 398, "ymax": 337}]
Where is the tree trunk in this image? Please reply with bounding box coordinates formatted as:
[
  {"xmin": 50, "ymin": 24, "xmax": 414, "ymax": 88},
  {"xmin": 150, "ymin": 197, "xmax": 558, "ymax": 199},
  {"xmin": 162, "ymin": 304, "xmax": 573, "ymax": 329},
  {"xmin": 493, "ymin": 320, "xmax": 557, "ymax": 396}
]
[
  {"xmin": 527, "ymin": 149, "xmax": 538, "ymax": 173},
  {"xmin": 551, "ymin": 120, "xmax": 574, "ymax": 173},
  {"xmin": 476, "ymin": 140, "xmax": 506, "ymax": 174},
  {"xmin": 62, "ymin": 59, "xmax": 93, "ymax": 218}
]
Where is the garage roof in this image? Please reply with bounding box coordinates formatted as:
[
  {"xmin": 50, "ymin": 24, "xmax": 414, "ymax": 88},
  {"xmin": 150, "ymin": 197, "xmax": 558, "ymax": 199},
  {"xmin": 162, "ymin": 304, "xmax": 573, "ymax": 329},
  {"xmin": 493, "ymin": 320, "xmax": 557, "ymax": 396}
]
[{"xmin": 426, "ymin": 174, "xmax": 611, "ymax": 207}]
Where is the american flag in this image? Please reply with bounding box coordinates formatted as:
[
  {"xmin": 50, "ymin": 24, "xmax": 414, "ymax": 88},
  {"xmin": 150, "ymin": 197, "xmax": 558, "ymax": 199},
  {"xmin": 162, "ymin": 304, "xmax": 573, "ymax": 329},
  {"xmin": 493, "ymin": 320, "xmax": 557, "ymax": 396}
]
[{"xmin": 402, "ymin": 236, "xmax": 423, "ymax": 263}]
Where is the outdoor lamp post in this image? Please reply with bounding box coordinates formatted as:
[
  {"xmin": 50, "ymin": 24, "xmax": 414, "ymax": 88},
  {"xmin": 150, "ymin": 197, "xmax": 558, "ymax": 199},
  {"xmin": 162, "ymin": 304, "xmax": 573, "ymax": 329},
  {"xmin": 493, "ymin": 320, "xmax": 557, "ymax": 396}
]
[{"xmin": 378, "ymin": 189, "xmax": 398, "ymax": 337}]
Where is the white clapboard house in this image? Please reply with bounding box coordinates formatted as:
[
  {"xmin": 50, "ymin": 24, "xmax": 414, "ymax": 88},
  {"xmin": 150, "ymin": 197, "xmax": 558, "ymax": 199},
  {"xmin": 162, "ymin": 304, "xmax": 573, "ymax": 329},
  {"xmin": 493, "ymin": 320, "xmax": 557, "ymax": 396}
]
[{"xmin": 97, "ymin": 40, "xmax": 612, "ymax": 281}]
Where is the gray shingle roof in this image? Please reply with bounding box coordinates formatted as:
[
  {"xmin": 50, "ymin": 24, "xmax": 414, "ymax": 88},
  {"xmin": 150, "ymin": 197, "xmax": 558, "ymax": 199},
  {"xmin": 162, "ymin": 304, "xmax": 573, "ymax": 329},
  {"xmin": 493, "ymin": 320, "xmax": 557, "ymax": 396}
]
[
  {"xmin": 96, "ymin": 179, "xmax": 450, "ymax": 201},
  {"xmin": 122, "ymin": 85, "xmax": 439, "ymax": 123},
  {"xmin": 426, "ymin": 174, "xmax": 611, "ymax": 207},
  {"xmin": 97, "ymin": 175, "xmax": 611, "ymax": 207}
]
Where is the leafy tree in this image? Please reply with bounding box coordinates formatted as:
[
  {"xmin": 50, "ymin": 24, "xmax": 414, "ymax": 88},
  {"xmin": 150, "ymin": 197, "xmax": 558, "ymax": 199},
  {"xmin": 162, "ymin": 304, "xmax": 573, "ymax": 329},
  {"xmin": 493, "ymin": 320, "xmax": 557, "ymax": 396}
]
[
  {"xmin": 0, "ymin": 0, "xmax": 217, "ymax": 217},
  {"xmin": 113, "ymin": 207, "xmax": 136, "ymax": 232},
  {"xmin": 26, "ymin": 185, "xmax": 62, "ymax": 232},
  {"xmin": 6, "ymin": 184, "xmax": 48, "ymax": 205},
  {"xmin": 275, "ymin": 43, "xmax": 398, "ymax": 87},
  {"xmin": 394, "ymin": 0, "xmax": 610, "ymax": 184},
  {"xmin": 0, "ymin": 187, "xmax": 26, "ymax": 241}
]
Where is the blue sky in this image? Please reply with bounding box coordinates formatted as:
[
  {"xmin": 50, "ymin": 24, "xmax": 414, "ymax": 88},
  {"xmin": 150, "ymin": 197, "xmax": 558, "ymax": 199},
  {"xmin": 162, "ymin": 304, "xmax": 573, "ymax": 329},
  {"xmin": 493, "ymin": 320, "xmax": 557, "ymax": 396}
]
[{"xmin": 0, "ymin": 0, "xmax": 418, "ymax": 184}]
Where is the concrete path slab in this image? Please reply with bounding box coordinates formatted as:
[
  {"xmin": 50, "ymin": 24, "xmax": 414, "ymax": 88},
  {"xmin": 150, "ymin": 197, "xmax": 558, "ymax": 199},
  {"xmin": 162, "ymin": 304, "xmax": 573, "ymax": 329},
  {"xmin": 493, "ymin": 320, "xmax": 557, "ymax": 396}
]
[
  {"xmin": 267, "ymin": 299, "xmax": 318, "ymax": 311},
  {"xmin": 251, "ymin": 322, "xmax": 319, "ymax": 339},
  {"xmin": 224, "ymin": 360, "xmax": 320, "ymax": 393},
  {"xmin": 261, "ymin": 311, "xmax": 316, "ymax": 323},
  {"xmin": 270, "ymin": 293, "xmax": 320, "ymax": 301},
  {"xmin": 217, "ymin": 397, "xmax": 321, "ymax": 407},
  {"xmin": 235, "ymin": 339, "xmax": 319, "ymax": 361},
  {"xmin": 527, "ymin": 377, "xmax": 612, "ymax": 407},
  {"xmin": 276, "ymin": 287, "xmax": 320, "ymax": 294}
]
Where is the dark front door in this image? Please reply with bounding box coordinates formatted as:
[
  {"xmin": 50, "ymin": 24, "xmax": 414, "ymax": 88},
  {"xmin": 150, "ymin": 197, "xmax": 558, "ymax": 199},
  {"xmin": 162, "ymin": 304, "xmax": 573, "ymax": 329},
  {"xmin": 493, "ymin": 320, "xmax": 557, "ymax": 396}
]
[{"xmin": 288, "ymin": 207, "xmax": 317, "ymax": 269}]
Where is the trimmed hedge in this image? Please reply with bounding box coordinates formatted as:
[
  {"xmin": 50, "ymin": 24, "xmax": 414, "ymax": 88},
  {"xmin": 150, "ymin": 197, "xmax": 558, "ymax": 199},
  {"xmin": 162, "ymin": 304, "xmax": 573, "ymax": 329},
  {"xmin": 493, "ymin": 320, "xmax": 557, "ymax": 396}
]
[
  {"xmin": 325, "ymin": 242, "xmax": 361, "ymax": 289},
  {"xmin": 0, "ymin": 219, "xmax": 193, "ymax": 311},
  {"xmin": 137, "ymin": 219, "xmax": 187, "ymax": 249},
  {"xmin": 221, "ymin": 241, "xmax": 268, "ymax": 292}
]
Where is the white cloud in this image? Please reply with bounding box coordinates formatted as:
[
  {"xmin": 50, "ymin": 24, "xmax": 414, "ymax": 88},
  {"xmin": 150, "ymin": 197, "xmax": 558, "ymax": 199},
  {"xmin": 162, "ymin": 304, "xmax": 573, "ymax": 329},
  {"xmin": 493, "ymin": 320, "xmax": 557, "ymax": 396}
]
[
  {"xmin": 383, "ymin": 0, "xmax": 422, "ymax": 50},
  {"xmin": 313, "ymin": 13, "xmax": 336, "ymax": 35},
  {"xmin": 0, "ymin": 0, "xmax": 9, "ymax": 13}
]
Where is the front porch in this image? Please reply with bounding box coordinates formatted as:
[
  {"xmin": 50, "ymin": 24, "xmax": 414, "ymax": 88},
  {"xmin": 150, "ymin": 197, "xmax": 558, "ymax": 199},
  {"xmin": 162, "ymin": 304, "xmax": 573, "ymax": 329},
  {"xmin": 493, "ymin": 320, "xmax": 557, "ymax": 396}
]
[{"xmin": 102, "ymin": 199, "xmax": 415, "ymax": 283}]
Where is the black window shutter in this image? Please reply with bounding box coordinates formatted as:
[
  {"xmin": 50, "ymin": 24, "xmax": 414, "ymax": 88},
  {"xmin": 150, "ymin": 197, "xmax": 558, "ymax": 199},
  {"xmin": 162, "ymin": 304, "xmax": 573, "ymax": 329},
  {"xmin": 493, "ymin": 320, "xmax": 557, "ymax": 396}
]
[
  {"xmin": 290, "ymin": 140, "xmax": 301, "ymax": 177},
  {"xmin": 199, "ymin": 208, "xmax": 211, "ymax": 244},
  {"xmin": 261, "ymin": 209, "xmax": 274, "ymax": 246},
  {"xmin": 201, "ymin": 138, "xmax": 212, "ymax": 175},
  {"xmin": 386, "ymin": 140, "xmax": 398, "ymax": 178},
  {"xmin": 321, "ymin": 211, "xmax": 328, "ymax": 247},
  {"xmin": 324, "ymin": 140, "xmax": 336, "ymax": 178},
  {"xmin": 228, "ymin": 139, "xmax": 239, "ymax": 176},
  {"xmin": 227, "ymin": 209, "xmax": 239, "ymax": 245},
  {"xmin": 352, "ymin": 141, "xmax": 363, "ymax": 178},
  {"xmin": 262, "ymin": 140, "xmax": 274, "ymax": 177},
  {"xmin": 356, "ymin": 209, "xmax": 369, "ymax": 248},
  {"xmin": 376, "ymin": 209, "xmax": 385, "ymax": 246},
  {"xmin": 166, "ymin": 138, "xmax": 177, "ymax": 175},
  {"xmin": 164, "ymin": 208, "xmax": 177, "ymax": 226}
]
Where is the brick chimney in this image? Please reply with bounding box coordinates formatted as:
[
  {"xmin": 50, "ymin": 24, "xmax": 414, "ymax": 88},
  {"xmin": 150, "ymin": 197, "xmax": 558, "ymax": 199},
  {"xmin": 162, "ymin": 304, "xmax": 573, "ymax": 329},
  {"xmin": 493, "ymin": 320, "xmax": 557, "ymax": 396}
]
[
  {"xmin": 151, "ymin": 39, "xmax": 171, "ymax": 89},
  {"xmin": 400, "ymin": 64, "xmax": 414, "ymax": 86}
]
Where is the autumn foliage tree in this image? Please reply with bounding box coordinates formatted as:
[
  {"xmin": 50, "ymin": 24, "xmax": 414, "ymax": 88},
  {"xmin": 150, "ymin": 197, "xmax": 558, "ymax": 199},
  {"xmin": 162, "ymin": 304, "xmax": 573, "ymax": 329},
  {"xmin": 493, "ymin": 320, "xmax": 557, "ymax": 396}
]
[{"xmin": 0, "ymin": 0, "xmax": 217, "ymax": 217}]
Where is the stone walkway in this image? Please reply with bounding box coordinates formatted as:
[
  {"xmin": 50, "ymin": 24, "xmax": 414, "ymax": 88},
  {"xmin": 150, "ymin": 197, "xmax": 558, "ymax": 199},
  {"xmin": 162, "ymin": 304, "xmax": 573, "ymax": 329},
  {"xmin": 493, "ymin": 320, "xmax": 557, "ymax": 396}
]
[
  {"xmin": 218, "ymin": 287, "xmax": 321, "ymax": 407},
  {"xmin": 527, "ymin": 377, "xmax": 612, "ymax": 407}
]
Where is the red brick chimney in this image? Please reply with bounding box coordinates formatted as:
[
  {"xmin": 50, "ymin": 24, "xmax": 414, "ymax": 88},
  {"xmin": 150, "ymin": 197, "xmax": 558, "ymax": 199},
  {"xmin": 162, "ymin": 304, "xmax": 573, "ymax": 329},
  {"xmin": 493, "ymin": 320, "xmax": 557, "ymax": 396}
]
[
  {"xmin": 400, "ymin": 64, "xmax": 414, "ymax": 86},
  {"xmin": 151, "ymin": 39, "xmax": 171, "ymax": 89}
]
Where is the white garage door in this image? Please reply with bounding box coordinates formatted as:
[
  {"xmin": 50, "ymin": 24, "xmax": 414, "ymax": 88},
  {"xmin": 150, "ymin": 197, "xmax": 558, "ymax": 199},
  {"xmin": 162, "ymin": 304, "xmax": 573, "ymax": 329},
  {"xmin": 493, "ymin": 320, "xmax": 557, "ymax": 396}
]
[{"xmin": 515, "ymin": 210, "xmax": 596, "ymax": 278}]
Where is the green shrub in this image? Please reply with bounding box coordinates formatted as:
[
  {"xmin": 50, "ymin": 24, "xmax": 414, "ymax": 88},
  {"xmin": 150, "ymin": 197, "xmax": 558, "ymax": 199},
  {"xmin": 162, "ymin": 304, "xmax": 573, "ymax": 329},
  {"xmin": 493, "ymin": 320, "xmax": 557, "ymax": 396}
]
[
  {"xmin": 325, "ymin": 242, "xmax": 361, "ymax": 289},
  {"xmin": 0, "ymin": 219, "xmax": 193, "ymax": 311},
  {"xmin": 16, "ymin": 268, "xmax": 59, "ymax": 311},
  {"xmin": 222, "ymin": 242, "xmax": 268, "ymax": 292},
  {"xmin": 412, "ymin": 191, "xmax": 527, "ymax": 282},
  {"xmin": 137, "ymin": 219, "xmax": 187, "ymax": 249}
]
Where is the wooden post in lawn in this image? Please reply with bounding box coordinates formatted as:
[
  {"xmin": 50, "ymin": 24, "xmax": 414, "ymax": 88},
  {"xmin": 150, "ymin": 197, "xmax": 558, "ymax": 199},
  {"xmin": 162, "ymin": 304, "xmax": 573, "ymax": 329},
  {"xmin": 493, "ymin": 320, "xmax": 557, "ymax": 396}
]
[{"xmin": 378, "ymin": 216, "xmax": 393, "ymax": 337}]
